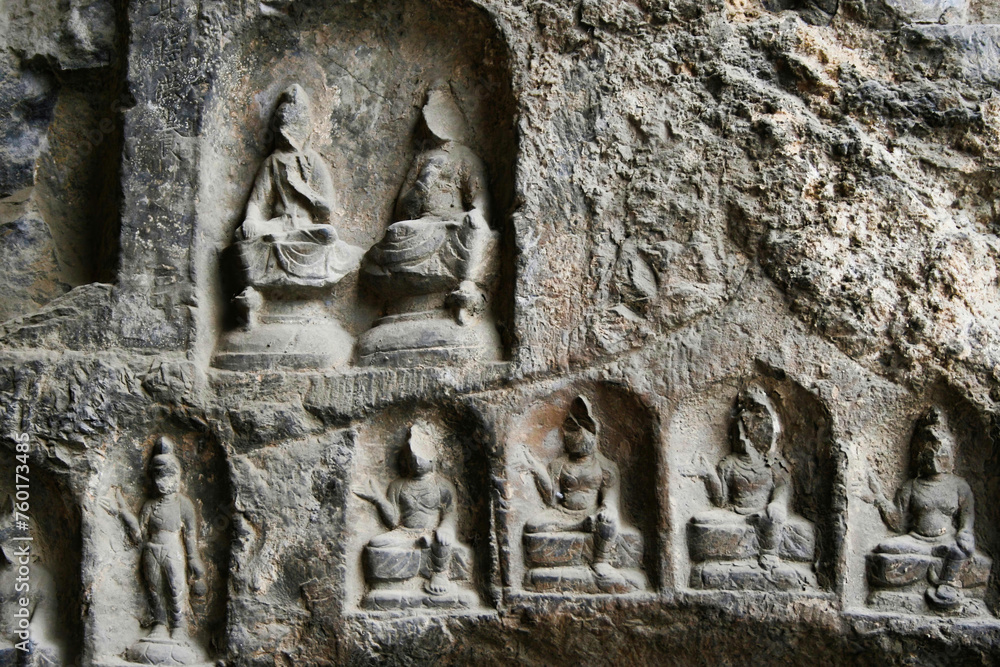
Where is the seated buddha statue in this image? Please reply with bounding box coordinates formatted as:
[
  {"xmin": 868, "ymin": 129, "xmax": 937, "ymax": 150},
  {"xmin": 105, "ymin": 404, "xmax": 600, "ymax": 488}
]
[
  {"xmin": 519, "ymin": 396, "xmax": 646, "ymax": 594},
  {"xmin": 357, "ymin": 81, "xmax": 502, "ymax": 367},
  {"xmin": 685, "ymin": 386, "xmax": 818, "ymax": 591},
  {"xmin": 354, "ymin": 422, "xmax": 477, "ymax": 610},
  {"xmin": 861, "ymin": 406, "xmax": 991, "ymax": 613},
  {"xmin": 234, "ymin": 84, "xmax": 362, "ymax": 287},
  {"xmin": 214, "ymin": 84, "xmax": 362, "ymax": 370}
]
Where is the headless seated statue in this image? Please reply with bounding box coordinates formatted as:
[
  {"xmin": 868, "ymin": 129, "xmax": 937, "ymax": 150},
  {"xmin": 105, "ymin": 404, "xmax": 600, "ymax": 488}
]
[
  {"xmin": 685, "ymin": 386, "xmax": 817, "ymax": 591},
  {"xmin": 520, "ymin": 396, "xmax": 646, "ymax": 594},
  {"xmin": 358, "ymin": 81, "xmax": 501, "ymax": 366},
  {"xmin": 861, "ymin": 407, "xmax": 991, "ymax": 613},
  {"xmin": 355, "ymin": 422, "xmax": 476, "ymax": 610}
]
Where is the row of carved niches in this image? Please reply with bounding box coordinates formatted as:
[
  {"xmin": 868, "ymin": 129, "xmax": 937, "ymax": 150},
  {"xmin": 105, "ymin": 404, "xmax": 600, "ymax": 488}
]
[
  {"xmin": 668, "ymin": 378, "xmax": 838, "ymax": 596},
  {"xmin": 66, "ymin": 387, "xmax": 1000, "ymax": 646},
  {"xmin": 0, "ymin": 449, "xmax": 81, "ymax": 665},
  {"xmin": 343, "ymin": 383, "xmax": 1000, "ymax": 618},
  {"xmin": 346, "ymin": 406, "xmax": 491, "ymax": 612},
  {"xmin": 853, "ymin": 396, "xmax": 999, "ymax": 618},
  {"xmin": 203, "ymin": 0, "xmax": 515, "ymax": 372},
  {"xmin": 92, "ymin": 433, "xmax": 229, "ymax": 666}
]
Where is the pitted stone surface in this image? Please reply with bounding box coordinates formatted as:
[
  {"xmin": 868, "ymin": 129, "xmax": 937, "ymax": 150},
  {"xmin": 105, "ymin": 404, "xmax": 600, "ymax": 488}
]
[{"xmin": 5, "ymin": 0, "xmax": 1000, "ymax": 664}]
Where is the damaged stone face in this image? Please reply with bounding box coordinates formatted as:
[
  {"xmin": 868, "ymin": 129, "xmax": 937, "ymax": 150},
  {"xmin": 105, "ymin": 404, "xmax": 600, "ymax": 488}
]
[{"xmin": 7, "ymin": 0, "xmax": 1000, "ymax": 664}]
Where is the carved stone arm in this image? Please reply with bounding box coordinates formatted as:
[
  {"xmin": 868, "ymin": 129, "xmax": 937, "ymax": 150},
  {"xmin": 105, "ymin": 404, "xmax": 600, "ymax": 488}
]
[
  {"xmin": 356, "ymin": 479, "xmax": 399, "ymax": 528},
  {"xmin": 520, "ymin": 446, "xmax": 556, "ymax": 506}
]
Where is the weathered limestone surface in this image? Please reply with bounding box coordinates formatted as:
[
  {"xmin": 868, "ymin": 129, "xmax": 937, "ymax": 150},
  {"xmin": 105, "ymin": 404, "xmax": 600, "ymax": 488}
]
[{"xmin": 5, "ymin": 0, "xmax": 1000, "ymax": 664}]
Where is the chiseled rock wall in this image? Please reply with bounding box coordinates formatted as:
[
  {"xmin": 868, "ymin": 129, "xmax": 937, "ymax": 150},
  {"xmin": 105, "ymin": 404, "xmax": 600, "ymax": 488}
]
[{"xmin": 3, "ymin": 0, "xmax": 1000, "ymax": 664}]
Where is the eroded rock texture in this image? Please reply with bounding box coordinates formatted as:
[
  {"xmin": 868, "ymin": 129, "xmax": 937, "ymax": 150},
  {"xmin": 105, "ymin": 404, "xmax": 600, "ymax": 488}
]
[{"xmin": 4, "ymin": 0, "xmax": 1000, "ymax": 664}]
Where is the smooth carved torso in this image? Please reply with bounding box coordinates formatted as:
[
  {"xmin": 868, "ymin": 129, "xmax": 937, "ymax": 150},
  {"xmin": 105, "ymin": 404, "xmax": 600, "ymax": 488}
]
[
  {"xmin": 901, "ymin": 474, "xmax": 972, "ymax": 538},
  {"xmin": 395, "ymin": 146, "xmax": 486, "ymax": 223},
  {"xmin": 145, "ymin": 496, "xmax": 183, "ymax": 536},
  {"xmin": 718, "ymin": 456, "xmax": 782, "ymax": 514},
  {"xmin": 248, "ymin": 149, "xmax": 334, "ymax": 232},
  {"xmin": 139, "ymin": 494, "xmax": 197, "ymax": 559},
  {"xmin": 552, "ymin": 456, "xmax": 614, "ymax": 512},
  {"xmin": 388, "ymin": 475, "xmax": 455, "ymax": 531}
]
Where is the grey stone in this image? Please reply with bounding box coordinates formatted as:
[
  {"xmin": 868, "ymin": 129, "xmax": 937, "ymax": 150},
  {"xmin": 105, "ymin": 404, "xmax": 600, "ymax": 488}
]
[{"xmin": 8, "ymin": 0, "xmax": 1000, "ymax": 663}]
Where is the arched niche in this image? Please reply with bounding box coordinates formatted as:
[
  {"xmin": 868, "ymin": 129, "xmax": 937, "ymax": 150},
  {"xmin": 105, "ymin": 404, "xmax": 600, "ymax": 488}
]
[
  {"xmin": 344, "ymin": 400, "xmax": 495, "ymax": 612},
  {"xmin": 667, "ymin": 374, "xmax": 838, "ymax": 593},
  {"xmin": 502, "ymin": 381, "xmax": 662, "ymax": 595},
  {"xmin": 0, "ymin": 446, "xmax": 82, "ymax": 665},
  {"xmin": 87, "ymin": 425, "xmax": 231, "ymax": 663},
  {"xmin": 855, "ymin": 386, "xmax": 1000, "ymax": 616},
  {"xmin": 195, "ymin": 0, "xmax": 517, "ymax": 365}
]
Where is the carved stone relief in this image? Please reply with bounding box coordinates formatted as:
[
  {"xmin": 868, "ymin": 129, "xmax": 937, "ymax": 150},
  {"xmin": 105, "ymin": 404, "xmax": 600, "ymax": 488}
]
[
  {"xmin": 213, "ymin": 84, "xmax": 364, "ymax": 370},
  {"xmin": 669, "ymin": 375, "xmax": 839, "ymax": 595},
  {"xmin": 503, "ymin": 385, "xmax": 658, "ymax": 596},
  {"xmin": 199, "ymin": 1, "xmax": 516, "ymax": 373},
  {"xmin": 103, "ymin": 437, "xmax": 212, "ymax": 665},
  {"xmin": 355, "ymin": 422, "xmax": 479, "ymax": 610},
  {"xmin": 0, "ymin": 452, "xmax": 77, "ymax": 666},
  {"xmin": 684, "ymin": 385, "xmax": 819, "ymax": 591},
  {"xmin": 93, "ymin": 432, "xmax": 228, "ymax": 667},
  {"xmin": 518, "ymin": 396, "xmax": 647, "ymax": 593},
  {"xmin": 11, "ymin": 0, "xmax": 1000, "ymax": 661},
  {"xmin": 857, "ymin": 402, "xmax": 996, "ymax": 616},
  {"xmin": 346, "ymin": 408, "xmax": 490, "ymax": 613},
  {"xmin": 357, "ymin": 82, "xmax": 503, "ymax": 367}
]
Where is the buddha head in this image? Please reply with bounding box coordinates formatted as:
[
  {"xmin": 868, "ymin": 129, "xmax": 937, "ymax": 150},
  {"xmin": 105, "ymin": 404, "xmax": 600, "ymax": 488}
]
[
  {"xmin": 149, "ymin": 435, "xmax": 182, "ymax": 497},
  {"xmin": 912, "ymin": 406, "xmax": 956, "ymax": 477},
  {"xmin": 731, "ymin": 385, "xmax": 781, "ymax": 458},
  {"xmin": 273, "ymin": 84, "xmax": 312, "ymax": 151},
  {"xmin": 402, "ymin": 421, "xmax": 438, "ymax": 477},
  {"xmin": 420, "ymin": 80, "xmax": 469, "ymax": 146},
  {"xmin": 562, "ymin": 395, "xmax": 599, "ymax": 459}
]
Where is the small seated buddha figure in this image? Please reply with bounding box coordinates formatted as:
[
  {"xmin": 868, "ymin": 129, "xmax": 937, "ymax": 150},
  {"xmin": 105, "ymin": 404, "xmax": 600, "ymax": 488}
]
[
  {"xmin": 214, "ymin": 84, "xmax": 363, "ymax": 370},
  {"xmin": 685, "ymin": 386, "xmax": 818, "ymax": 591},
  {"xmin": 235, "ymin": 83, "xmax": 361, "ymax": 285},
  {"xmin": 354, "ymin": 422, "xmax": 477, "ymax": 610},
  {"xmin": 861, "ymin": 406, "xmax": 991, "ymax": 613},
  {"xmin": 357, "ymin": 81, "xmax": 502, "ymax": 367},
  {"xmin": 520, "ymin": 396, "xmax": 646, "ymax": 594}
]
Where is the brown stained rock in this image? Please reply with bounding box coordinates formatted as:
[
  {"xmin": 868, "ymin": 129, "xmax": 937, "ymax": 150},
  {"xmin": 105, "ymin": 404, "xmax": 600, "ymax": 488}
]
[{"xmin": 5, "ymin": 0, "xmax": 1000, "ymax": 664}]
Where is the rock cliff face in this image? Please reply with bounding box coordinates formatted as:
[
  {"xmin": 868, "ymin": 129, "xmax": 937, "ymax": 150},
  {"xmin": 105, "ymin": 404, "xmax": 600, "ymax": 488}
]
[{"xmin": 3, "ymin": 0, "xmax": 1000, "ymax": 664}]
